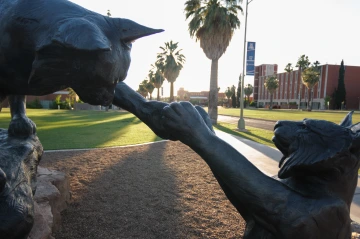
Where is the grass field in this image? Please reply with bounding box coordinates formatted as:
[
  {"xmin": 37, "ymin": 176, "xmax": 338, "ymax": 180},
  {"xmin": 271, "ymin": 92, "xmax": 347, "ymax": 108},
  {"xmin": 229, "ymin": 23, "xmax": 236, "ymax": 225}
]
[
  {"xmin": 0, "ymin": 108, "xmax": 162, "ymax": 150},
  {"xmin": 2, "ymin": 107, "xmax": 357, "ymax": 150},
  {"xmin": 214, "ymin": 123, "xmax": 275, "ymax": 148},
  {"xmin": 215, "ymin": 107, "xmax": 360, "ymax": 123}
]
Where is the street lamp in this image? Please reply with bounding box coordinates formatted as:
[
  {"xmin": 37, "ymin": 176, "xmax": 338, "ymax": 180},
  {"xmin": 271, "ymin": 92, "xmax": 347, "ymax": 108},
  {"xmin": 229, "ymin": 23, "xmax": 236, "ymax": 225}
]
[{"xmin": 238, "ymin": 0, "xmax": 253, "ymax": 130}]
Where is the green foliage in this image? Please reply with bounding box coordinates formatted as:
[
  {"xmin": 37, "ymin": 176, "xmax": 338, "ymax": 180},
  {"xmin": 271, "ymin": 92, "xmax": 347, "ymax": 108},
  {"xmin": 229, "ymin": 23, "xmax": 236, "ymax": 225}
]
[
  {"xmin": 236, "ymin": 75, "xmax": 241, "ymax": 108},
  {"xmin": 231, "ymin": 85, "xmax": 236, "ymax": 108},
  {"xmin": 324, "ymin": 95, "xmax": 331, "ymax": 108},
  {"xmin": 225, "ymin": 87, "xmax": 232, "ymax": 100},
  {"xmin": 55, "ymin": 95, "xmax": 62, "ymax": 105},
  {"xmin": 284, "ymin": 63, "xmax": 293, "ymax": 73},
  {"xmin": 149, "ymin": 63, "xmax": 165, "ymax": 101},
  {"xmin": 156, "ymin": 41, "xmax": 185, "ymax": 102},
  {"xmin": 264, "ymin": 76, "xmax": 279, "ymax": 110},
  {"xmin": 264, "ymin": 76, "xmax": 279, "ymax": 94},
  {"xmin": 249, "ymin": 101, "xmax": 256, "ymax": 107},
  {"xmin": 296, "ymin": 55, "xmax": 311, "ymax": 71},
  {"xmin": 184, "ymin": 0, "xmax": 242, "ymax": 59},
  {"xmin": 26, "ymin": 98, "xmax": 43, "ymax": 109},
  {"xmin": 334, "ymin": 60, "xmax": 346, "ymax": 109},
  {"xmin": 244, "ymin": 84, "xmax": 253, "ymax": 107},
  {"xmin": 51, "ymin": 95, "xmax": 72, "ymax": 109},
  {"xmin": 137, "ymin": 80, "xmax": 149, "ymax": 98}
]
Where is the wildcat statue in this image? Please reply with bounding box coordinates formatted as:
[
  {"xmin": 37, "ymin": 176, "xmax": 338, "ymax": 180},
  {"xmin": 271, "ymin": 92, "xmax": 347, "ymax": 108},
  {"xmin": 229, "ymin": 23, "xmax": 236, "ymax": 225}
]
[
  {"xmin": 0, "ymin": 0, "xmax": 165, "ymax": 237},
  {"xmin": 161, "ymin": 103, "xmax": 360, "ymax": 239}
]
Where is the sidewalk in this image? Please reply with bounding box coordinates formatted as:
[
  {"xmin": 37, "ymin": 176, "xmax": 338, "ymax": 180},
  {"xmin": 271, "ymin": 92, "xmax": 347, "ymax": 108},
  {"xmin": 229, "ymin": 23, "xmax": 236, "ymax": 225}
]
[{"xmin": 215, "ymin": 130, "xmax": 360, "ymax": 223}]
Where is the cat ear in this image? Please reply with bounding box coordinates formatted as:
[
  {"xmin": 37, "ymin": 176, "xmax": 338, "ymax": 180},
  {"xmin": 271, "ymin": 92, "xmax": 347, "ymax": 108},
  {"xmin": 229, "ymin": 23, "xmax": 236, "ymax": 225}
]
[
  {"xmin": 339, "ymin": 111, "xmax": 354, "ymax": 127},
  {"xmin": 37, "ymin": 18, "xmax": 111, "ymax": 51},
  {"xmin": 117, "ymin": 18, "xmax": 164, "ymax": 43},
  {"xmin": 350, "ymin": 123, "xmax": 360, "ymax": 153}
]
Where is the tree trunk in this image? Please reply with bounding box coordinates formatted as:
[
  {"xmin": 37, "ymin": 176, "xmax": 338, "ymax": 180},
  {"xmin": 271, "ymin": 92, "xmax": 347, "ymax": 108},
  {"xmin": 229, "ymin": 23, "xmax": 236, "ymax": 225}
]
[
  {"xmin": 298, "ymin": 69, "xmax": 302, "ymax": 110},
  {"xmin": 306, "ymin": 88, "xmax": 310, "ymax": 111},
  {"xmin": 157, "ymin": 88, "xmax": 160, "ymax": 101},
  {"xmin": 269, "ymin": 93, "xmax": 273, "ymax": 110},
  {"xmin": 208, "ymin": 59, "xmax": 218, "ymax": 124},
  {"xmin": 170, "ymin": 82, "xmax": 174, "ymax": 102},
  {"xmin": 309, "ymin": 88, "xmax": 314, "ymax": 111}
]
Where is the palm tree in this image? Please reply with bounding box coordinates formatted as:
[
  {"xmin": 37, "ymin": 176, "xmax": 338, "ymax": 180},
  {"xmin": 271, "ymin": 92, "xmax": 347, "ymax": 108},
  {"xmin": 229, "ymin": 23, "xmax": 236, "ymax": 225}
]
[
  {"xmin": 244, "ymin": 84, "xmax": 253, "ymax": 107},
  {"xmin": 145, "ymin": 80, "xmax": 155, "ymax": 100},
  {"xmin": 231, "ymin": 85, "xmax": 236, "ymax": 108},
  {"xmin": 295, "ymin": 55, "xmax": 310, "ymax": 110},
  {"xmin": 264, "ymin": 75, "xmax": 279, "ymax": 110},
  {"xmin": 302, "ymin": 62, "xmax": 321, "ymax": 111},
  {"xmin": 225, "ymin": 87, "xmax": 232, "ymax": 107},
  {"xmin": 284, "ymin": 63, "xmax": 293, "ymax": 106},
  {"xmin": 185, "ymin": 0, "xmax": 243, "ymax": 124},
  {"xmin": 149, "ymin": 64, "xmax": 165, "ymax": 101},
  {"xmin": 137, "ymin": 80, "xmax": 149, "ymax": 98},
  {"xmin": 156, "ymin": 41, "xmax": 185, "ymax": 102}
]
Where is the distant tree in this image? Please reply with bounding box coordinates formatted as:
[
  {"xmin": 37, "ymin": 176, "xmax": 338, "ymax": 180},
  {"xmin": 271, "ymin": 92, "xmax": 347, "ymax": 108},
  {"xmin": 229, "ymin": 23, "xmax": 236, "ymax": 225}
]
[
  {"xmin": 301, "ymin": 61, "xmax": 321, "ymax": 111},
  {"xmin": 148, "ymin": 63, "xmax": 165, "ymax": 101},
  {"xmin": 264, "ymin": 75, "xmax": 279, "ymax": 110},
  {"xmin": 107, "ymin": 10, "xmax": 111, "ymax": 17},
  {"xmin": 284, "ymin": 63, "xmax": 293, "ymax": 104},
  {"xmin": 185, "ymin": 0, "xmax": 243, "ymax": 124},
  {"xmin": 231, "ymin": 85, "xmax": 236, "ymax": 108},
  {"xmin": 244, "ymin": 84, "xmax": 254, "ymax": 108},
  {"xmin": 156, "ymin": 41, "xmax": 185, "ymax": 102},
  {"xmin": 145, "ymin": 80, "xmax": 155, "ymax": 100},
  {"xmin": 295, "ymin": 55, "xmax": 310, "ymax": 109},
  {"xmin": 324, "ymin": 95, "xmax": 331, "ymax": 110},
  {"xmin": 225, "ymin": 87, "xmax": 232, "ymax": 107},
  {"xmin": 236, "ymin": 75, "xmax": 241, "ymax": 108},
  {"xmin": 334, "ymin": 60, "xmax": 346, "ymax": 109},
  {"xmin": 137, "ymin": 80, "xmax": 149, "ymax": 98}
]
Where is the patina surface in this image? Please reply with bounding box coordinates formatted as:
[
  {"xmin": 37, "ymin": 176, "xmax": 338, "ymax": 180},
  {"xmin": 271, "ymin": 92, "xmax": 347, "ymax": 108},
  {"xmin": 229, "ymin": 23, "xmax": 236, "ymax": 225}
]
[
  {"xmin": 0, "ymin": 0, "xmax": 163, "ymax": 237},
  {"xmin": 0, "ymin": 0, "xmax": 162, "ymax": 137},
  {"xmin": 0, "ymin": 129, "xmax": 43, "ymax": 238},
  {"xmin": 161, "ymin": 103, "xmax": 360, "ymax": 239}
]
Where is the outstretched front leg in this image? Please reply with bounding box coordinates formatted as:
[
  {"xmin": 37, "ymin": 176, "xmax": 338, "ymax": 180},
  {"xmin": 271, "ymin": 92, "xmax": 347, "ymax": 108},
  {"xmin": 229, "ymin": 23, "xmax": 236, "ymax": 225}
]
[
  {"xmin": 8, "ymin": 95, "xmax": 36, "ymax": 137},
  {"xmin": 112, "ymin": 82, "xmax": 213, "ymax": 140}
]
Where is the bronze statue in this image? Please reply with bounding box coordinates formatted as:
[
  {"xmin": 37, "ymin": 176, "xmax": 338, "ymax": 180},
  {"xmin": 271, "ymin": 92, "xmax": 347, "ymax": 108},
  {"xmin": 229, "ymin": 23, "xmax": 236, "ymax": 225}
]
[
  {"xmin": 161, "ymin": 102, "xmax": 360, "ymax": 239},
  {"xmin": 0, "ymin": 0, "xmax": 165, "ymax": 237},
  {"xmin": 0, "ymin": 0, "xmax": 163, "ymax": 137}
]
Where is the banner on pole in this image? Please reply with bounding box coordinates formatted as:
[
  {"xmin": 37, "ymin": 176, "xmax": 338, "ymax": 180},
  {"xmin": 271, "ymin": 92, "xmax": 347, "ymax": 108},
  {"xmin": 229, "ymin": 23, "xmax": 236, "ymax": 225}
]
[{"xmin": 246, "ymin": 42, "xmax": 256, "ymax": 75}]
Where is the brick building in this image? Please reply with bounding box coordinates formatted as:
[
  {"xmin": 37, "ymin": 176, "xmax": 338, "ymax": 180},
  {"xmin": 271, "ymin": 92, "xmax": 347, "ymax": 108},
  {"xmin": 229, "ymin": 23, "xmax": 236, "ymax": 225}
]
[
  {"xmin": 254, "ymin": 63, "xmax": 360, "ymax": 110},
  {"xmin": 1, "ymin": 90, "xmax": 75, "ymax": 109}
]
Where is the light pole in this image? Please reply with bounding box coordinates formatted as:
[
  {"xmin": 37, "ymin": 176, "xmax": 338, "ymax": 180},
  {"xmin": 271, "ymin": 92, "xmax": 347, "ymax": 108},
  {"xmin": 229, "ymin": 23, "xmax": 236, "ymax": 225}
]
[{"xmin": 238, "ymin": 0, "xmax": 253, "ymax": 130}]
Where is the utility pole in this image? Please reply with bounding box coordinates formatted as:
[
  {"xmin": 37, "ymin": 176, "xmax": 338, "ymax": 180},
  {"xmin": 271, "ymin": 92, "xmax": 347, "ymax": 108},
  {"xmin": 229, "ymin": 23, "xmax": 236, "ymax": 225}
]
[{"xmin": 238, "ymin": 0, "xmax": 253, "ymax": 130}]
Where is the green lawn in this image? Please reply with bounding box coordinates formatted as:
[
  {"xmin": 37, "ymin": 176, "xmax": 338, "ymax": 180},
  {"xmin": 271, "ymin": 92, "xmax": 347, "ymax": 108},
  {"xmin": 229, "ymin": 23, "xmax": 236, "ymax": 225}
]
[
  {"xmin": 1, "ymin": 107, "xmax": 357, "ymax": 151},
  {"xmin": 214, "ymin": 123, "xmax": 275, "ymax": 148},
  {"xmin": 0, "ymin": 108, "xmax": 162, "ymax": 150},
  {"xmin": 215, "ymin": 107, "xmax": 360, "ymax": 124}
]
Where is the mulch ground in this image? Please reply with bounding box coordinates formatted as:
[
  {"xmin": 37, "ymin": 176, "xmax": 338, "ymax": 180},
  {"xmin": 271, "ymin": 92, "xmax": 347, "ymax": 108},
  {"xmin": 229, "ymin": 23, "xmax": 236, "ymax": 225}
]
[{"xmin": 40, "ymin": 141, "xmax": 246, "ymax": 239}]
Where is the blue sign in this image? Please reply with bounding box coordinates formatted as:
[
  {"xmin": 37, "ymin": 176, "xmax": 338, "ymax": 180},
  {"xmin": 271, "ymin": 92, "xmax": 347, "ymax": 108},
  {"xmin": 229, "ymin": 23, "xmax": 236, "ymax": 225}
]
[{"xmin": 246, "ymin": 42, "xmax": 256, "ymax": 75}]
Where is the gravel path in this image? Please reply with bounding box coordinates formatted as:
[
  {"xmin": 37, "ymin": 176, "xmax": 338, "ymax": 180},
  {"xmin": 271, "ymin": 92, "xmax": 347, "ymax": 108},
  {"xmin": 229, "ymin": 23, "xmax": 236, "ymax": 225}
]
[{"xmin": 40, "ymin": 141, "xmax": 245, "ymax": 239}]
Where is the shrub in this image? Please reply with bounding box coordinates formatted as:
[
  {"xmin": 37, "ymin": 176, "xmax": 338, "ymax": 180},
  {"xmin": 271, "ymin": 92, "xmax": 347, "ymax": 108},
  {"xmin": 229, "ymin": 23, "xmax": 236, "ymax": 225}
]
[
  {"xmin": 249, "ymin": 101, "xmax": 257, "ymax": 107},
  {"xmin": 26, "ymin": 98, "xmax": 43, "ymax": 109}
]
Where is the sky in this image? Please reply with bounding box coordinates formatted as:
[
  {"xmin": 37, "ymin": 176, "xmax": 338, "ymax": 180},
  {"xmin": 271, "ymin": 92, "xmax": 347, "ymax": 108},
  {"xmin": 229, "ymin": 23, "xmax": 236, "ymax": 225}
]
[{"xmin": 70, "ymin": 0, "xmax": 360, "ymax": 97}]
